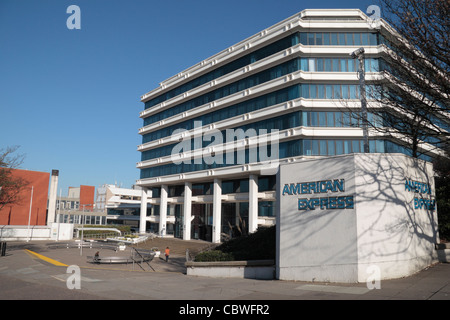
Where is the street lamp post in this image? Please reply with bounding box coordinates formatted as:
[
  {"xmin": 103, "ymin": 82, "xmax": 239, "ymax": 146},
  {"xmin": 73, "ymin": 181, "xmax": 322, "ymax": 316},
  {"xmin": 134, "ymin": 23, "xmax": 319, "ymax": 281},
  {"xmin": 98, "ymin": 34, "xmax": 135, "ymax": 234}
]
[
  {"xmin": 350, "ymin": 47, "xmax": 369, "ymax": 153},
  {"xmin": 26, "ymin": 186, "xmax": 34, "ymax": 242}
]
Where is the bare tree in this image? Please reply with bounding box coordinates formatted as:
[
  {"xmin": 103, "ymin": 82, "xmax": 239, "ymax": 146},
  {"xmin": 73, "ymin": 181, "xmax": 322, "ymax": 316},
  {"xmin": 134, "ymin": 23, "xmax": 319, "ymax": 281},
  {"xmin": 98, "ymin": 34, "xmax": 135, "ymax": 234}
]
[
  {"xmin": 434, "ymin": 145, "xmax": 450, "ymax": 240},
  {"xmin": 347, "ymin": 0, "xmax": 450, "ymax": 158},
  {"xmin": 0, "ymin": 146, "xmax": 29, "ymax": 211}
]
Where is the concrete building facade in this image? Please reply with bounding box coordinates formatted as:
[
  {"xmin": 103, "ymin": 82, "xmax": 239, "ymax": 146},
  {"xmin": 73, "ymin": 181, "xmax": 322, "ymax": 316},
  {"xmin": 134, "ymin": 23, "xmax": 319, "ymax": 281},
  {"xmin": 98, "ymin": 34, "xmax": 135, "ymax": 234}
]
[{"xmin": 277, "ymin": 153, "xmax": 439, "ymax": 282}]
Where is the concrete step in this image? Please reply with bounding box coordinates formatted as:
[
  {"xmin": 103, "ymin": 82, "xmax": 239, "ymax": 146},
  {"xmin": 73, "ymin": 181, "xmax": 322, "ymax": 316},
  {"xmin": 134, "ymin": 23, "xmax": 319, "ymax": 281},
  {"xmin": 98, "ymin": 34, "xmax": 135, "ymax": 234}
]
[{"xmin": 132, "ymin": 236, "xmax": 215, "ymax": 257}]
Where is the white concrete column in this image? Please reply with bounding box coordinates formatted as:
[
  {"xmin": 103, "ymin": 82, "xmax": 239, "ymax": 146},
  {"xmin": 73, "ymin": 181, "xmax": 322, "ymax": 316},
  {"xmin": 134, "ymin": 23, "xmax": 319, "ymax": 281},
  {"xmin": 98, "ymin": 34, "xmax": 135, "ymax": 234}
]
[
  {"xmin": 249, "ymin": 174, "xmax": 258, "ymax": 234},
  {"xmin": 47, "ymin": 170, "xmax": 59, "ymax": 226},
  {"xmin": 212, "ymin": 179, "xmax": 222, "ymax": 243},
  {"xmin": 183, "ymin": 182, "xmax": 192, "ymax": 240},
  {"xmin": 159, "ymin": 185, "xmax": 168, "ymax": 237},
  {"xmin": 139, "ymin": 188, "xmax": 148, "ymax": 233}
]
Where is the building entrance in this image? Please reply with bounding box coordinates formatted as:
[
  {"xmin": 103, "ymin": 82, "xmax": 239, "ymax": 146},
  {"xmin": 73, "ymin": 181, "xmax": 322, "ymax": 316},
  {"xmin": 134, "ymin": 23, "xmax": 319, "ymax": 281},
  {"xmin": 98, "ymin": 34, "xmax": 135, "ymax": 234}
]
[{"xmin": 191, "ymin": 203, "xmax": 213, "ymax": 241}]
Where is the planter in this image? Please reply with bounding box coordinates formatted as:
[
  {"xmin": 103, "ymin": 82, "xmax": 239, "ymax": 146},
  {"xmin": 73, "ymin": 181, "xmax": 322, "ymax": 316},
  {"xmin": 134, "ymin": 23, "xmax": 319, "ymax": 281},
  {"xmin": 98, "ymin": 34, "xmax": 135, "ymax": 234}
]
[{"xmin": 185, "ymin": 260, "xmax": 275, "ymax": 280}]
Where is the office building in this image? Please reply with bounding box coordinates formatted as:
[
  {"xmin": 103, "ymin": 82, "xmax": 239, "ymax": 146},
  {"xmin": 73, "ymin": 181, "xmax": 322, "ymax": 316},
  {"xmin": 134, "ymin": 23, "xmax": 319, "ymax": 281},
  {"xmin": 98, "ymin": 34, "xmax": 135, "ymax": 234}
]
[{"xmin": 136, "ymin": 9, "xmax": 445, "ymax": 243}]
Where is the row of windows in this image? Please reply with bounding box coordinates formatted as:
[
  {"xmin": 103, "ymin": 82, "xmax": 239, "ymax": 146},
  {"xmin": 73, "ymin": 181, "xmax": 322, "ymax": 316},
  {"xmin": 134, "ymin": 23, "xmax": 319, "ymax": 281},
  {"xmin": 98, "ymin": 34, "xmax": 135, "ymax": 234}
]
[
  {"xmin": 144, "ymin": 58, "xmax": 301, "ymax": 126},
  {"xmin": 141, "ymin": 139, "xmax": 431, "ymax": 186},
  {"xmin": 150, "ymin": 176, "xmax": 276, "ymax": 199},
  {"xmin": 301, "ymin": 57, "xmax": 380, "ymax": 73},
  {"xmin": 299, "ymin": 32, "xmax": 379, "ymax": 46},
  {"xmin": 140, "ymin": 110, "xmax": 383, "ymax": 162},
  {"xmin": 143, "ymin": 57, "xmax": 380, "ymax": 127},
  {"xmin": 145, "ymin": 31, "xmax": 381, "ymax": 110},
  {"xmin": 141, "ymin": 83, "xmax": 377, "ymax": 144},
  {"xmin": 143, "ymin": 200, "xmax": 275, "ymax": 219},
  {"xmin": 57, "ymin": 214, "xmax": 106, "ymax": 225},
  {"xmin": 142, "ymin": 85, "xmax": 301, "ymax": 143},
  {"xmin": 304, "ymin": 139, "xmax": 383, "ymax": 156},
  {"xmin": 140, "ymin": 139, "xmax": 397, "ymax": 179},
  {"xmin": 144, "ymin": 32, "xmax": 300, "ymax": 110}
]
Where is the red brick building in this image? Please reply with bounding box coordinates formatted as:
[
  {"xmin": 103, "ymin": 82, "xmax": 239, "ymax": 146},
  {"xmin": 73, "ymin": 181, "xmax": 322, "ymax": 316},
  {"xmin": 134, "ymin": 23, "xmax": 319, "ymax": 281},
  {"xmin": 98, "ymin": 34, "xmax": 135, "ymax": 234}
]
[
  {"xmin": 0, "ymin": 169, "xmax": 50, "ymax": 225},
  {"xmin": 80, "ymin": 185, "xmax": 95, "ymax": 211}
]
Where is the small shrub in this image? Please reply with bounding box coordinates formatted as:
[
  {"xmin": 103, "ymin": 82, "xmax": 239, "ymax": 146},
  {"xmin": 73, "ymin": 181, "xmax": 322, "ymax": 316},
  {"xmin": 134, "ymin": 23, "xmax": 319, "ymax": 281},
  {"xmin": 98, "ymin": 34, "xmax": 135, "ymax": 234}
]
[{"xmin": 217, "ymin": 226, "xmax": 275, "ymax": 260}]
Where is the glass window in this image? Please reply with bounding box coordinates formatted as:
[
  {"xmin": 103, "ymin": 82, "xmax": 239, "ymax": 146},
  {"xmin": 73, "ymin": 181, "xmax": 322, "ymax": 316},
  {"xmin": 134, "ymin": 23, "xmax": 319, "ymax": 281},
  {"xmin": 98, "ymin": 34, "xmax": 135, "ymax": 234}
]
[
  {"xmin": 371, "ymin": 58, "xmax": 379, "ymax": 72},
  {"xmin": 302, "ymin": 84, "xmax": 309, "ymax": 98},
  {"xmin": 320, "ymin": 140, "xmax": 327, "ymax": 155},
  {"xmin": 339, "ymin": 33, "xmax": 346, "ymax": 45},
  {"xmin": 343, "ymin": 112, "xmax": 351, "ymax": 126},
  {"xmin": 346, "ymin": 33, "xmax": 353, "ymax": 46},
  {"xmin": 308, "ymin": 33, "xmax": 315, "ymax": 45},
  {"xmin": 327, "ymin": 112, "xmax": 334, "ymax": 126},
  {"xmin": 332, "ymin": 58, "xmax": 340, "ymax": 72},
  {"xmin": 328, "ymin": 140, "xmax": 336, "ymax": 155},
  {"xmin": 304, "ymin": 140, "xmax": 312, "ymax": 155},
  {"xmin": 300, "ymin": 32, "xmax": 308, "ymax": 44},
  {"xmin": 335, "ymin": 112, "xmax": 343, "ymax": 127},
  {"xmin": 361, "ymin": 33, "xmax": 369, "ymax": 46},
  {"xmin": 349, "ymin": 85, "xmax": 357, "ymax": 99},
  {"xmin": 376, "ymin": 140, "xmax": 385, "ymax": 153},
  {"xmin": 324, "ymin": 58, "xmax": 331, "ymax": 71},
  {"xmin": 352, "ymin": 140, "xmax": 361, "ymax": 153},
  {"xmin": 369, "ymin": 33, "xmax": 378, "ymax": 45},
  {"xmin": 340, "ymin": 59, "xmax": 347, "ymax": 72},
  {"xmin": 331, "ymin": 33, "xmax": 338, "ymax": 45},
  {"xmin": 354, "ymin": 33, "xmax": 361, "ymax": 45},
  {"xmin": 315, "ymin": 33, "xmax": 323, "ymax": 45},
  {"xmin": 308, "ymin": 58, "xmax": 316, "ymax": 72},
  {"xmin": 301, "ymin": 111, "xmax": 307, "ymax": 126},
  {"xmin": 348, "ymin": 59, "xmax": 356, "ymax": 72},
  {"xmin": 317, "ymin": 58, "xmax": 324, "ymax": 71},
  {"xmin": 310, "ymin": 84, "xmax": 317, "ymax": 99},
  {"xmin": 326, "ymin": 85, "xmax": 333, "ymax": 99},
  {"xmin": 323, "ymin": 33, "xmax": 330, "ymax": 45},
  {"xmin": 344, "ymin": 140, "xmax": 351, "ymax": 154},
  {"xmin": 301, "ymin": 58, "xmax": 308, "ymax": 71},
  {"xmin": 312, "ymin": 140, "xmax": 319, "ymax": 155},
  {"xmin": 318, "ymin": 84, "xmax": 325, "ymax": 98},
  {"xmin": 334, "ymin": 84, "xmax": 341, "ymax": 99},
  {"xmin": 335, "ymin": 140, "xmax": 344, "ymax": 155},
  {"xmin": 342, "ymin": 85, "xmax": 349, "ymax": 99},
  {"xmin": 310, "ymin": 112, "xmax": 318, "ymax": 126},
  {"xmin": 318, "ymin": 112, "xmax": 326, "ymax": 126},
  {"xmin": 369, "ymin": 140, "xmax": 376, "ymax": 153}
]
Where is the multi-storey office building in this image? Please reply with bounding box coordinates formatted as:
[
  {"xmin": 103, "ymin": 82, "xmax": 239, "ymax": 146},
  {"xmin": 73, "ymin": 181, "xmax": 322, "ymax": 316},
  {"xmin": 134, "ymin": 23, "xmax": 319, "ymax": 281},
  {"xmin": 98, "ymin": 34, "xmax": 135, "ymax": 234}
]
[{"xmin": 136, "ymin": 9, "xmax": 443, "ymax": 242}]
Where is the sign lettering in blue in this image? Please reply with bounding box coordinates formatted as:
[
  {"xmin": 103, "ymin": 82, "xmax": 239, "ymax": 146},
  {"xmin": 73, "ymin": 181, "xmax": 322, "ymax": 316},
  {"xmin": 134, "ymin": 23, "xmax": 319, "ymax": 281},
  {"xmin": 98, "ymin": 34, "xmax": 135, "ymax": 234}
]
[
  {"xmin": 298, "ymin": 196, "xmax": 354, "ymax": 210},
  {"xmin": 405, "ymin": 179, "xmax": 435, "ymax": 211},
  {"xmin": 414, "ymin": 198, "xmax": 435, "ymax": 211},
  {"xmin": 282, "ymin": 178, "xmax": 353, "ymax": 211},
  {"xmin": 405, "ymin": 179, "xmax": 431, "ymax": 195},
  {"xmin": 282, "ymin": 179, "xmax": 345, "ymax": 196}
]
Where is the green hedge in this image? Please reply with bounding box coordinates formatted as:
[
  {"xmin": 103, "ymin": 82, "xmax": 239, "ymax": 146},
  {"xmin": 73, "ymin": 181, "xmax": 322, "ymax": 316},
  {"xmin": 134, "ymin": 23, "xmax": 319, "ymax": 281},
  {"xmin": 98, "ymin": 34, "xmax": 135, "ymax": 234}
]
[
  {"xmin": 194, "ymin": 250, "xmax": 234, "ymax": 262},
  {"xmin": 194, "ymin": 226, "xmax": 276, "ymax": 262}
]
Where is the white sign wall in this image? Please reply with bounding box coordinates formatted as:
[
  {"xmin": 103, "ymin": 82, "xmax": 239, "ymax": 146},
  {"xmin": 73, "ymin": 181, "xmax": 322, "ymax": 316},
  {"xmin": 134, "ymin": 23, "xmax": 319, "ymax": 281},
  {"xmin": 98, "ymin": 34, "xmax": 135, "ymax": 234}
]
[{"xmin": 277, "ymin": 153, "xmax": 439, "ymax": 283}]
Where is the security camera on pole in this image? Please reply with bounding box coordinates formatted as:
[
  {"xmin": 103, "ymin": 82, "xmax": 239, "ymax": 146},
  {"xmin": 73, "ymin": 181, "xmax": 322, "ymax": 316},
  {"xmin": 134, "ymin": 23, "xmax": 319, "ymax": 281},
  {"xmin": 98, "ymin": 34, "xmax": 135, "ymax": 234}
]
[{"xmin": 350, "ymin": 47, "xmax": 369, "ymax": 153}]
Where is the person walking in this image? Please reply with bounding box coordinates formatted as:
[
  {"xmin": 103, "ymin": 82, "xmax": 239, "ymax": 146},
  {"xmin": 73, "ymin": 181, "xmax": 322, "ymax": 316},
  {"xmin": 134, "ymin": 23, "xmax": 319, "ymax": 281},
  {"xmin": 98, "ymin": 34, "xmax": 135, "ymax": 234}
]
[{"xmin": 165, "ymin": 247, "xmax": 170, "ymax": 262}]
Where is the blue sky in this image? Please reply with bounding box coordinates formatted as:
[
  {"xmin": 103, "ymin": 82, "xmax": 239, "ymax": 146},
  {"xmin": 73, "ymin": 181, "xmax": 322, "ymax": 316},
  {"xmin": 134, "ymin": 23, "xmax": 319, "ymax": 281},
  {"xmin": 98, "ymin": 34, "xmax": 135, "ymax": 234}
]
[{"xmin": 0, "ymin": 0, "xmax": 374, "ymax": 196}]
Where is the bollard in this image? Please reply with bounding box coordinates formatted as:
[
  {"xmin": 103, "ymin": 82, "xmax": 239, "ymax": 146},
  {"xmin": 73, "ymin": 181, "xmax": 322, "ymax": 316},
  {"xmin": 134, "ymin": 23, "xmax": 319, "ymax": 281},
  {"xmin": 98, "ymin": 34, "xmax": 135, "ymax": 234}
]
[{"xmin": 1, "ymin": 242, "xmax": 6, "ymax": 257}]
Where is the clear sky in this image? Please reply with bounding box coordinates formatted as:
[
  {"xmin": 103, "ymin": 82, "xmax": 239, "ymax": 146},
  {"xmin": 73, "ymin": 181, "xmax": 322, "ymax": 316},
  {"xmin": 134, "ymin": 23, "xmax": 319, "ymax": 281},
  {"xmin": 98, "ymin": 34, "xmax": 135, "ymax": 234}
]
[{"xmin": 0, "ymin": 0, "xmax": 374, "ymax": 196}]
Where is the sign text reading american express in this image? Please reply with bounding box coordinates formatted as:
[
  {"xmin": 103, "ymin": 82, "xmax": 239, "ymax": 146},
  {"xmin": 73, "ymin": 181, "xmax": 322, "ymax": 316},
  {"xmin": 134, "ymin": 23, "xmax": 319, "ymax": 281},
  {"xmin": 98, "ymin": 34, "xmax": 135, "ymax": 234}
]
[
  {"xmin": 282, "ymin": 179, "xmax": 354, "ymax": 211},
  {"xmin": 282, "ymin": 179, "xmax": 345, "ymax": 195}
]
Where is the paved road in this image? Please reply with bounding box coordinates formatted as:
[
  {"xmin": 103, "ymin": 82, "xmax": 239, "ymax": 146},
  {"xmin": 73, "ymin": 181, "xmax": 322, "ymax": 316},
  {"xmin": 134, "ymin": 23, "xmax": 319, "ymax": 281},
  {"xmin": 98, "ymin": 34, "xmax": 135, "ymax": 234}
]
[{"xmin": 1, "ymin": 241, "xmax": 449, "ymax": 309}]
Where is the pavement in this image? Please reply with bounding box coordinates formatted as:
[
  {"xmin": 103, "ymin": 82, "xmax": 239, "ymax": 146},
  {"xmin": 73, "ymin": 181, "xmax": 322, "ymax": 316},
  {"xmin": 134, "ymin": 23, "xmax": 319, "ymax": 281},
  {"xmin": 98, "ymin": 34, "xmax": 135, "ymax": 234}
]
[{"xmin": 0, "ymin": 240, "xmax": 449, "ymax": 306}]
